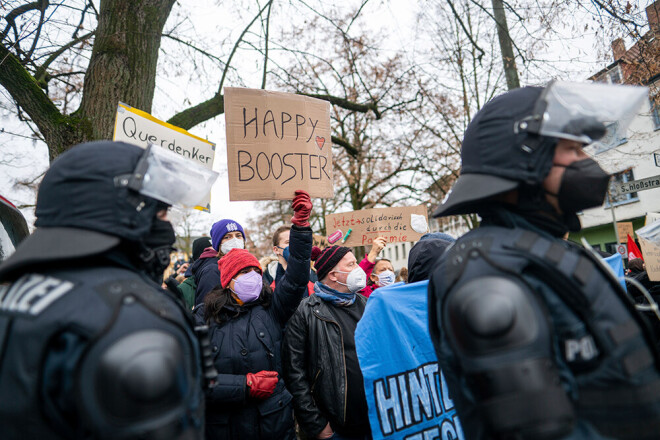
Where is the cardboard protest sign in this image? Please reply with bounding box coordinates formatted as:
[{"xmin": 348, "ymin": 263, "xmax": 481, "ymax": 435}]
[
  {"xmin": 639, "ymin": 237, "xmax": 660, "ymax": 282},
  {"xmin": 617, "ymin": 221, "xmax": 634, "ymax": 242},
  {"xmin": 325, "ymin": 205, "xmax": 429, "ymax": 247},
  {"xmin": 647, "ymin": 213, "xmax": 660, "ymax": 226},
  {"xmin": 113, "ymin": 102, "xmax": 216, "ymax": 212},
  {"xmin": 224, "ymin": 87, "xmax": 333, "ymax": 201}
]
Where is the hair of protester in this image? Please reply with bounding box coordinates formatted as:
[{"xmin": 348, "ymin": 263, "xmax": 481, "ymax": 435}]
[
  {"xmin": 628, "ymin": 258, "xmax": 645, "ymax": 273},
  {"xmin": 272, "ymin": 225, "xmax": 291, "ymax": 247},
  {"xmin": 397, "ymin": 266, "xmax": 409, "ymax": 282}
]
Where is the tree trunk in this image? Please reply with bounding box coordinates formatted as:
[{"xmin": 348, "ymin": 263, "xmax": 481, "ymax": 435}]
[
  {"xmin": 491, "ymin": 0, "xmax": 520, "ymax": 90},
  {"xmin": 77, "ymin": 0, "xmax": 176, "ymax": 141}
]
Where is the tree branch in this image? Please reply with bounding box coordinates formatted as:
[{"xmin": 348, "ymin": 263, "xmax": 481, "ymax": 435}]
[
  {"xmin": 261, "ymin": 0, "xmax": 272, "ymax": 89},
  {"xmin": 34, "ymin": 30, "xmax": 94, "ymax": 86},
  {"xmin": 331, "ymin": 135, "xmax": 359, "ymax": 157},
  {"xmin": 1, "ymin": 0, "xmax": 47, "ymax": 42},
  {"xmin": 0, "ymin": 42, "xmax": 72, "ymax": 159},
  {"xmin": 445, "ymin": 0, "xmax": 485, "ymax": 61},
  {"xmin": 301, "ymin": 93, "xmax": 381, "ymax": 119}
]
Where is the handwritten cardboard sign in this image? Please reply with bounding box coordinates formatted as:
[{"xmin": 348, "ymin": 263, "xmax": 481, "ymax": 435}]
[
  {"xmin": 113, "ymin": 102, "xmax": 216, "ymax": 212},
  {"xmin": 325, "ymin": 205, "xmax": 429, "ymax": 247},
  {"xmin": 639, "ymin": 237, "xmax": 660, "ymax": 282},
  {"xmin": 224, "ymin": 87, "xmax": 333, "ymax": 201},
  {"xmin": 617, "ymin": 221, "xmax": 635, "ymax": 242}
]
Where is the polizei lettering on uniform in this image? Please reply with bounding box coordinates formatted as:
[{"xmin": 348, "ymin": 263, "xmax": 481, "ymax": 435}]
[
  {"xmin": 374, "ymin": 362, "xmax": 464, "ymax": 439},
  {"xmin": 0, "ymin": 274, "xmax": 74, "ymax": 316}
]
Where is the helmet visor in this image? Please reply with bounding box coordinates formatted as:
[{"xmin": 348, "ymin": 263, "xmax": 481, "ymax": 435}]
[
  {"xmin": 532, "ymin": 81, "xmax": 648, "ymax": 145},
  {"xmin": 128, "ymin": 144, "xmax": 219, "ymax": 208}
]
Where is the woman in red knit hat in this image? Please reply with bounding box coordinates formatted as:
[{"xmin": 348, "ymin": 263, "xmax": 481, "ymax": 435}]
[{"xmin": 194, "ymin": 190, "xmax": 313, "ymax": 440}]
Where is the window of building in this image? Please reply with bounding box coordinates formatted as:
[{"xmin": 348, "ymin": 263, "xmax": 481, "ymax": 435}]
[
  {"xmin": 606, "ymin": 169, "xmax": 639, "ymax": 207},
  {"xmin": 402, "ymin": 243, "xmax": 406, "ymax": 256},
  {"xmin": 388, "ymin": 248, "xmax": 392, "ymax": 260},
  {"xmin": 608, "ymin": 65, "xmax": 622, "ymax": 84},
  {"xmin": 651, "ymin": 97, "xmax": 660, "ymax": 130},
  {"xmin": 395, "ymin": 246, "xmax": 399, "ymax": 261},
  {"xmin": 595, "ymin": 121, "xmax": 627, "ymax": 154}
]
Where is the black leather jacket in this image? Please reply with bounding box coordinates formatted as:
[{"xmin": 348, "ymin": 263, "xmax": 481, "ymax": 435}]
[{"xmin": 282, "ymin": 291, "xmax": 367, "ymax": 437}]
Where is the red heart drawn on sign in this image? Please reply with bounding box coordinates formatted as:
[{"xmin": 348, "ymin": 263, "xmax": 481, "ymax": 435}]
[{"xmin": 315, "ymin": 136, "xmax": 325, "ymax": 150}]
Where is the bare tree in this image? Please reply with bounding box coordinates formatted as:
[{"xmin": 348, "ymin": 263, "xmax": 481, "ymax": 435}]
[{"xmin": 0, "ymin": 0, "xmax": 382, "ymax": 161}]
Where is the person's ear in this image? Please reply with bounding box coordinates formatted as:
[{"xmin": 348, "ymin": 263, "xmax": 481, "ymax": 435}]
[
  {"xmin": 273, "ymin": 246, "xmax": 280, "ymax": 256},
  {"xmin": 328, "ymin": 271, "xmax": 338, "ymax": 282},
  {"xmin": 370, "ymin": 273, "xmax": 378, "ymax": 283}
]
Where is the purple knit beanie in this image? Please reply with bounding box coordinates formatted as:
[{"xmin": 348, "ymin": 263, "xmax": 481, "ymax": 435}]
[{"xmin": 210, "ymin": 219, "xmax": 245, "ymax": 251}]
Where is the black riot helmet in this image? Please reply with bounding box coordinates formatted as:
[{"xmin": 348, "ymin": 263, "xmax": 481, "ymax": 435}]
[
  {"xmin": 433, "ymin": 86, "xmax": 557, "ymax": 217},
  {"xmin": 0, "ymin": 141, "xmax": 218, "ymax": 279},
  {"xmin": 434, "ymin": 81, "xmax": 649, "ymax": 218}
]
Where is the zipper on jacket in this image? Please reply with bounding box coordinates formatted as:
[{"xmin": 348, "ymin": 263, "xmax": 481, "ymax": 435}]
[
  {"xmin": 313, "ymin": 310, "xmax": 348, "ymax": 424},
  {"xmin": 311, "ymin": 368, "xmax": 322, "ymax": 393}
]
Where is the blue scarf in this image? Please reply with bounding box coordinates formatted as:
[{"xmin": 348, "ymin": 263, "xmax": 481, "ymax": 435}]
[{"xmin": 314, "ymin": 282, "xmax": 356, "ymax": 306}]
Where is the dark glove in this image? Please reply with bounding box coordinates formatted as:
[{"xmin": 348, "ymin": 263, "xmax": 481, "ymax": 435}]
[
  {"xmin": 246, "ymin": 370, "xmax": 279, "ymax": 399},
  {"xmin": 291, "ymin": 190, "xmax": 312, "ymax": 227}
]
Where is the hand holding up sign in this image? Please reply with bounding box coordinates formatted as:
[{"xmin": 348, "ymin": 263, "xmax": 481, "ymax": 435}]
[
  {"xmin": 291, "ymin": 190, "xmax": 312, "ymax": 227},
  {"xmin": 367, "ymin": 236, "xmax": 387, "ymax": 263}
]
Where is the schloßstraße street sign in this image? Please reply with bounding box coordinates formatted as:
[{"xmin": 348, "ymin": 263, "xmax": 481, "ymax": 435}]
[{"xmin": 614, "ymin": 174, "xmax": 660, "ymax": 195}]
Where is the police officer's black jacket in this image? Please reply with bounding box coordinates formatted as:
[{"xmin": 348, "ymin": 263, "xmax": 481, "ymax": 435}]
[
  {"xmin": 429, "ymin": 211, "xmax": 660, "ymax": 440},
  {"xmin": 282, "ymin": 290, "xmax": 368, "ymax": 438},
  {"xmin": 194, "ymin": 224, "xmax": 312, "ymax": 440},
  {"xmin": 0, "ymin": 262, "xmax": 204, "ymax": 439}
]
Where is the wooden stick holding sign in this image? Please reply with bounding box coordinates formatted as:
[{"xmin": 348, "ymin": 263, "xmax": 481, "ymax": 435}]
[
  {"xmin": 325, "ymin": 205, "xmax": 429, "ymax": 247},
  {"xmin": 224, "ymin": 87, "xmax": 334, "ymax": 201}
]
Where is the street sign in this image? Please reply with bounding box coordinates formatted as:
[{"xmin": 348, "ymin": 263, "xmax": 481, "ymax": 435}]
[
  {"xmin": 617, "ymin": 243, "xmax": 628, "ymax": 258},
  {"xmin": 614, "ymin": 174, "xmax": 660, "ymax": 195}
]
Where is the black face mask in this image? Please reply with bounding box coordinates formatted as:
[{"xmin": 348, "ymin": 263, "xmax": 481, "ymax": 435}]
[
  {"xmin": 140, "ymin": 219, "xmax": 176, "ymax": 283},
  {"xmin": 549, "ymin": 158, "xmax": 610, "ymax": 214}
]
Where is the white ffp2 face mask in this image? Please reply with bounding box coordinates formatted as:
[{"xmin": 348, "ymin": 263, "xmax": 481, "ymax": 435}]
[
  {"xmin": 377, "ymin": 270, "xmax": 396, "ymax": 287},
  {"xmin": 221, "ymin": 237, "xmax": 244, "ymax": 255},
  {"xmin": 334, "ymin": 266, "xmax": 367, "ymax": 293}
]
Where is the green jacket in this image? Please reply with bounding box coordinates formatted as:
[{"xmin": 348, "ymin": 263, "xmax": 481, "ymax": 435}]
[{"xmin": 177, "ymin": 276, "xmax": 196, "ymax": 310}]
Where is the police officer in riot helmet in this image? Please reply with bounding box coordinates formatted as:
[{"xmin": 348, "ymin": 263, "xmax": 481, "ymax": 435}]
[
  {"xmin": 428, "ymin": 82, "xmax": 660, "ymax": 440},
  {"xmin": 0, "ymin": 141, "xmax": 218, "ymax": 439}
]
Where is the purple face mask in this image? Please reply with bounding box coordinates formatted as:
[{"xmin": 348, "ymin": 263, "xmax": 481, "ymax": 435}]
[{"xmin": 231, "ymin": 270, "xmax": 263, "ymax": 303}]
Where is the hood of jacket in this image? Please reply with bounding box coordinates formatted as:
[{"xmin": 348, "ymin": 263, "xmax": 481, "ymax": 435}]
[{"xmin": 408, "ymin": 239, "xmax": 454, "ymax": 283}]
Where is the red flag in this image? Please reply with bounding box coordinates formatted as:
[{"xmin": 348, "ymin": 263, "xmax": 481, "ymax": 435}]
[{"xmin": 627, "ymin": 234, "xmax": 643, "ymax": 261}]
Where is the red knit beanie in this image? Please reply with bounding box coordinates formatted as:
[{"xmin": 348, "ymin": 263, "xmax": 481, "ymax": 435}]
[{"xmin": 218, "ymin": 248, "xmax": 262, "ymax": 288}]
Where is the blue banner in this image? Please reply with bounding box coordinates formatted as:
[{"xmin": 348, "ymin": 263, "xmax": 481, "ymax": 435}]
[
  {"xmin": 355, "ymin": 281, "xmax": 464, "ymax": 440},
  {"xmin": 604, "ymin": 253, "xmax": 627, "ymax": 291}
]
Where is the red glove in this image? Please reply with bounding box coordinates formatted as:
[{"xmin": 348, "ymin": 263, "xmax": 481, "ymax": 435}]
[
  {"xmin": 246, "ymin": 370, "xmax": 278, "ymax": 399},
  {"xmin": 291, "ymin": 190, "xmax": 312, "ymax": 227}
]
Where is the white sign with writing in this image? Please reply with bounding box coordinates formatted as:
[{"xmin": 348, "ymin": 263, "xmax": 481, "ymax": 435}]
[
  {"xmin": 614, "ymin": 174, "xmax": 660, "ymax": 195},
  {"xmin": 113, "ymin": 102, "xmax": 216, "ymax": 211}
]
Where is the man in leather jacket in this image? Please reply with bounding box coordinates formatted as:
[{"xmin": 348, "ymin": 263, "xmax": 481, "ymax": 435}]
[
  {"xmin": 428, "ymin": 83, "xmax": 660, "ymax": 440},
  {"xmin": 283, "ymin": 245, "xmax": 371, "ymax": 440},
  {"xmin": 0, "ymin": 141, "xmax": 216, "ymax": 439}
]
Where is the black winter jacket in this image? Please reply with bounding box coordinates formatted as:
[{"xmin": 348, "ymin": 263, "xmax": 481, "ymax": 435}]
[
  {"xmin": 282, "ymin": 292, "xmax": 368, "ymax": 437},
  {"xmin": 194, "ymin": 225, "xmax": 312, "ymax": 440},
  {"xmin": 191, "ymin": 249, "xmax": 220, "ymax": 306}
]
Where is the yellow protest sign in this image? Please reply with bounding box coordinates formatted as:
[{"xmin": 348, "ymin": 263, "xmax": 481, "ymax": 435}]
[{"xmin": 113, "ymin": 102, "xmax": 216, "ymax": 212}]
